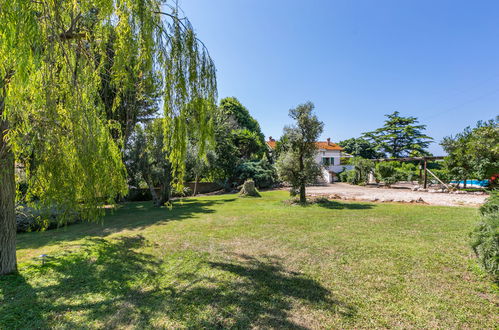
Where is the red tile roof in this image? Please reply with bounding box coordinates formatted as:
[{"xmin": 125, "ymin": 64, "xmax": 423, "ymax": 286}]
[
  {"xmin": 266, "ymin": 140, "xmax": 277, "ymax": 149},
  {"xmin": 315, "ymin": 141, "xmax": 343, "ymax": 151},
  {"xmin": 265, "ymin": 140, "xmax": 343, "ymax": 151}
]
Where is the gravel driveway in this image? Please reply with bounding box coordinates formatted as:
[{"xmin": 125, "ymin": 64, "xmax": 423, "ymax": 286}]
[{"xmin": 306, "ymin": 183, "xmax": 487, "ymax": 207}]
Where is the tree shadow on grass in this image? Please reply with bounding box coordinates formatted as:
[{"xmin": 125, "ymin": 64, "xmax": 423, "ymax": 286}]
[
  {"xmin": 0, "ymin": 272, "xmax": 48, "ymax": 328},
  {"xmin": 316, "ymin": 200, "xmax": 375, "ymax": 210},
  {"xmin": 17, "ymin": 197, "xmax": 236, "ymax": 250},
  {"xmin": 4, "ymin": 236, "xmax": 356, "ymax": 328}
]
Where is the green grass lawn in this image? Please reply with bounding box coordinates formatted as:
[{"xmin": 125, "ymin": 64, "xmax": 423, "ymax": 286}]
[{"xmin": 1, "ymin": 191, "xmax": 497, "ymax": 328}]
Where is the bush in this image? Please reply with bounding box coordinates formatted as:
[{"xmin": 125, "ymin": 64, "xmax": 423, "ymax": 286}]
[
  {"xmin": 338, "ymin": 158, "xmax": 374, "ymax": 185},
  {"xmin": 339, "ymin": 169, "xmax": 356, "ymax": 184},
  {"xmin": 375, "ymin": 162, "xmax": 399, "ymax": 186},
  {"xmin": 429, "ymin": 168, "xmax": 452, "ymax": 183},
  {"xmin": 470, "ymin": 213, "xmax": 499, "ymax": 282},
  {"xmin": 16, "ymin": 205, "xmax": 80, "ymax": 233},
  {"xmin": 480, "ymin": 190, "xmax": 499, "ymax": 216},
  {"xmin": 395, "ymin": 162, "xmax": 419, "ymax": 181},
  {"xmin": 350, "ymin": 157, "xmax": 374, "ymax": 185},
  {"xmin": 471, "ymin": 190, "xmax": 499, "ymax": 282},
  {"xmin": 237, "ymin": 158, "xmax": 278, "ymax": 189},
  {"xmin": 126, "ymin": 188, "xmax": 153, "ymax": 201}
]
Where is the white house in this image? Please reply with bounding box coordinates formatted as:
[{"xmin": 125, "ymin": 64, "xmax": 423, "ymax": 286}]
[{"xmin": 266, "ymin": 137, "xmax": 353, "ymax": 183}]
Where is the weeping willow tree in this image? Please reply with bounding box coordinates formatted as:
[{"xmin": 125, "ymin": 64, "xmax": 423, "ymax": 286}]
[{"xmin": 0, "ymin": 0, "xmax": 217, "ymax": 275}]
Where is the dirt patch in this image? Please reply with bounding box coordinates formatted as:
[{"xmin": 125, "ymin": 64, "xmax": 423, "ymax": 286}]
[{"xmin": 305, "ymin": 183, "xmax": 486, "ymax": 207}]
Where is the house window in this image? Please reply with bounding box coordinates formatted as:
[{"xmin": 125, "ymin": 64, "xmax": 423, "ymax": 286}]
[{"xmin": 322, "ymin": 157, "xmax": 334, "ymax": 166}]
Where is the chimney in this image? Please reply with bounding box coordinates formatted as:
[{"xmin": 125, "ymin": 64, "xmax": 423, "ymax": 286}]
[
  {"xmin": 326, "ymin": 137, "xmax": 331, "ymax": 145},
  {"xmin": 269, "ymin": 136, "xmax": 275, "ymax": 142}
]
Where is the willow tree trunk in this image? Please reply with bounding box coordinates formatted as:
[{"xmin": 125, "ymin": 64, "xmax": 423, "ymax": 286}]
[
  {"xmin": 0, "ymin": 98, "xmax": 17, "ymax": 275},
  {"xmin": 157, "ymin": 170, "xmax": 172, "ymax": 207}
]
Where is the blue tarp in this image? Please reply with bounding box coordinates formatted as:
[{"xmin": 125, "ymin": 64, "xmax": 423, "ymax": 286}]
[{"xmin": 450, "ymin": 179, "xmax": 489, "ymax": 187}]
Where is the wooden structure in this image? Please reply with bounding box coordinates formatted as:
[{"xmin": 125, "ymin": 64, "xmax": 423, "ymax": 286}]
[{"xmin": 371, "ymin": 156, "xmax": 446, "ymax": 189}]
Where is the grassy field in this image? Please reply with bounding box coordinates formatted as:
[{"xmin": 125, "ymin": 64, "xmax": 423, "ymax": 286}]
[{"xmin": 1, "ymin": 191, "xmax": 497, "ymax": 328}]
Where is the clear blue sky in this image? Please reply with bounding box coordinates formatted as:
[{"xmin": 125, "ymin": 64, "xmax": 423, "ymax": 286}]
[{"xmin": 180, "ymin": 0, "xmax": 499, "ymax": 155}]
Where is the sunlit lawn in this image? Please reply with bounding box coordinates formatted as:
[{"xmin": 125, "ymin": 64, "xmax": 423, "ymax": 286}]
[{"xmin": 1, "ymin": 191, "xmax": 497, "ymax": 328}]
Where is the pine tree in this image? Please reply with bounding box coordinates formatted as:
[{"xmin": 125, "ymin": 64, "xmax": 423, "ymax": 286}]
[{"xmin": 363, "ymin": 111, "xmax": 432, "ymax": 158}]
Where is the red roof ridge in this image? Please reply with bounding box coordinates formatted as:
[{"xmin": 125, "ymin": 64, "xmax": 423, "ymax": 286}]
[{"xmin": 265, "ymin": 140, "xmax": 343, "ymax": 151}]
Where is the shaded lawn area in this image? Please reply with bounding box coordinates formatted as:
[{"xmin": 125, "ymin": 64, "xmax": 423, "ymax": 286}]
[{"xmin": 1, "ymin": 191, "xmax": 497, "ymax": 328}]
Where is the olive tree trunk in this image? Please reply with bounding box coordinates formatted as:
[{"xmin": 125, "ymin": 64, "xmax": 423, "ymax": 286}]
[
  {"xmin": 0, "ymin": 97, "xmax": 17, "ymax": 275},
  {"xmin": 299, "ymin": 153, "xmax": 306, "ymax": 204}
]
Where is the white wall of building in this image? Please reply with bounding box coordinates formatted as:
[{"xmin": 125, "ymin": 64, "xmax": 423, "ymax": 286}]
[{"xmin": 315, "ymin": 149, "xmax": 353, "ymax": 183}]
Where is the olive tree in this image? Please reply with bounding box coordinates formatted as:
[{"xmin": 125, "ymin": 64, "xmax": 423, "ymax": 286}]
[{"xmin": 276, "ymin": 102, "xmax": 324, "ymax": 203}]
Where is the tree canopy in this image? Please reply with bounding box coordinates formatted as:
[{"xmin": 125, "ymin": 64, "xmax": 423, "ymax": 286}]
[
  {"xmin": 0, "ymin": 0, "xmax": 216, "ymax": 275},
  {"xmin": 339, "ymin": 137, "xmax": 385, "ymax": 159},
  {"xmin": 363, "ymin": 111, "xmax": 432, "ymax": 158},
  {"xmin": 441, "ymin": 117, "xmax": 498, "ymax": 182},
  {"xmin": 276, "ymin": 101, "xmax": 324, "ymax": 203},
  {"xmin": 208, "ymin": 97, "xmax": 267, "ymax": 188}
]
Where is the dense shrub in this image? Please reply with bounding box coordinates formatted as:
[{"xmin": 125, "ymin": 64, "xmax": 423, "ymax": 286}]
[
  {"xmin": 471, "ymin": 191, "xmax": 499, "ymax": 282},
  {"xmin": 395, "ymin": 163, "xmax": 419, "ymax": 181},
  {"xmin": 338, "ymin": 157, "xmax": 374, "ymax": 185},
  {"xmin": 429, "ymin": 168, "xmax": 452, "ymax": 183},
  {"xmin": 126, "ymin": 188, "xmax": 153, "ymax": 201},
  {"xmin": 236, "ymin": 158, "xmax": 278, "ymax": 189},
  {"xmin": 16, "ymin": 205, "xmax": 80, "ymax": 233},
  {"xmin": 339, "ymin": 169, "xmax": 357, "ymax": 184},
  {"xmin": 375, "ymin": 162, "xmax": 399, "ymax": 186},
  {"xmin": 480, "ymin": 190, "xmax": 499, "ymax": 216},
  {"xmin": 350, "ymin": 157, "xmax": 374, "ymax": 185}
]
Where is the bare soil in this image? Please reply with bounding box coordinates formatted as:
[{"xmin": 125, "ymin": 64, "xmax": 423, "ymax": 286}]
[{"xmin": 305, "ymin": 183, "xmax": 487, "ymax": 207}]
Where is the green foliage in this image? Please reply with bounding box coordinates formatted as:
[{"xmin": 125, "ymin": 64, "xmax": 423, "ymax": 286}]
[
  {"xmin": 236, "ymin": 157, "xmax": 278, "ymax": 189},
  {"xmin": 232, "ymin": 129, "xmax": 264, "ymax": 160},
  {"xmin": 375, "ymin": 162, "xmax": 399, "ymax": 186},
  {"xmin": 125, "ymin": 120, "xmax": 172, "ymax": 206},
  {"xmin": 339, "ymin": 169, "xmax": 357, "ymax": 184},
  {"xmin": 429, "ymin": 168, "xmax": 452, "ymax": 183},
  {"xmin": 340, "ymin": 158, "xmax": 374, "ymax": 185},
  {"xmin": 218, "ymin": 97, "xmax": 265, "ymax": 144},
  {"xmin": 471, "ymin": 191, "xmax": 499, "ymax": 281},
  {"xmin": 442, "ymin": 118, "xmax": 498, "ymax": 181},
  {"xmin": 0, "ymin": 0, "xmax": 217, "ymax": 221},
  {"xmin": 276, "ymin": 102, "xmax": 324, "ymax": 202},
  {"xmin": 395, "ymin": 162, "xmax": 419, "ymax": 181},
  {"xmin": 184, "ymin": 141, "xmax": 216, "ymax": 183},
  {"xmin": 339, "ymin": 137, "xmax": 385, "ymax": 159},
  {"xmin": 480, "ymin": 191, "xmax": 499, "ymax": 216},
  {"xmin": 98, "ymin": 26, "xmax": 161, "ymax": 145},
  {"xmin": 471, "ymin": 213, "xmax": 499, "ymax": 281},
  {"xmin": 210, "ymin": 98, "xmax": 266, "ymax": 187},
  {"xmin": 363, "ymin": 111, "xmax": 432, "ymax": 157},
  {"xmin": 350, "ymin": 157, "xmax": 375, "ymax": 185},
  {"xmin": 16, "ymin": 205, "xmax": 80, "ymax": 233}
]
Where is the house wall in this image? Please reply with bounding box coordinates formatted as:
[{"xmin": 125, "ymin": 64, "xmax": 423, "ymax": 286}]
[
  {"xmin": 315, "ymin": 149, "xmax": 342, "ymax": 167},
  {"xmin": 315, "ymin": 149, "xmax": 353, "ymax": 183}
]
